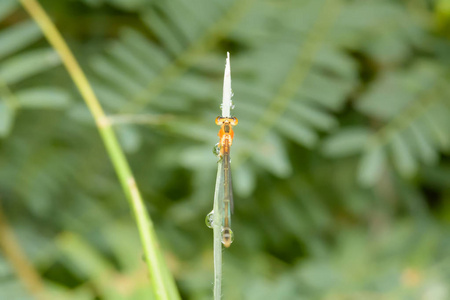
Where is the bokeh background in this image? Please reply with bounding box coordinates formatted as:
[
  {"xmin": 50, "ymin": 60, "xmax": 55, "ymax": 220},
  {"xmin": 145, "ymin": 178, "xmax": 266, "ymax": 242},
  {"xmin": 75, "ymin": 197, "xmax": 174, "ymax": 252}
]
[{"xmin": 1, "ymin": 0, "xmax": 450, "ymax": 299}]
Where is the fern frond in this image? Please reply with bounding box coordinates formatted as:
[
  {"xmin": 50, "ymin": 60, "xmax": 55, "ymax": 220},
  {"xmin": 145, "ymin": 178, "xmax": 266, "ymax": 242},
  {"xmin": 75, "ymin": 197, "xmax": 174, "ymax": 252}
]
[
  {"xmin": 323, "ymin": 61, "xmax": 450, "ymax": 186},
  {"xmin": 91, "ymin": 0, "xmax": 256, "ymax": 115},
  {"xmin": 0, "ymin": 6, "xmax": 71, "ymax": 138},
  {"xmin": 89, "ymin": 0, "xmax": 365, "ymax": 184}
]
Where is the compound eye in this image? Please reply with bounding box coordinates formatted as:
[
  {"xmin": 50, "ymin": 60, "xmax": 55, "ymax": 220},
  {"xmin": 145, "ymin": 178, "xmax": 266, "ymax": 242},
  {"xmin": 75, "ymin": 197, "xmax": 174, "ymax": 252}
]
[
  {"xmin": 215, "ymin": 116, "xmax": 223, "ymax": 125},
  {"xmin": 230, "ymin": 117, "xmax": 238, "ymax": 126}
]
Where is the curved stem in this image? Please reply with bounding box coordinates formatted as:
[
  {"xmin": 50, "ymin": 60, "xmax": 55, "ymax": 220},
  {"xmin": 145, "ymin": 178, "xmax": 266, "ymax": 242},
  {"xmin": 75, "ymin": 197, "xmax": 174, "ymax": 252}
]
[{"xmin": 19, "ymin": 1, "xmax": 179, "ymax": 299}]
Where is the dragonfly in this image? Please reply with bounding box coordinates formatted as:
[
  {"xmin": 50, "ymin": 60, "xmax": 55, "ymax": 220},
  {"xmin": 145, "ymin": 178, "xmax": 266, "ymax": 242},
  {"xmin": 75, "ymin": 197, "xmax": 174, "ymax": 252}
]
[{"xmin": 215, "ymin": 115, "xmax": 238, "ymax": 247}]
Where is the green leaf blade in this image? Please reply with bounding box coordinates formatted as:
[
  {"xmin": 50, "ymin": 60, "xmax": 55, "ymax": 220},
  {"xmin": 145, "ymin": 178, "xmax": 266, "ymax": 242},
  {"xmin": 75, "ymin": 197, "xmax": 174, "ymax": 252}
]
[
  {"xmin": 0, "ymin": 20, "xmax": 42, "ymax": 61},
  {"xmin": 0, "ymin": 48, "xmax": 61, "ymax": 85}
]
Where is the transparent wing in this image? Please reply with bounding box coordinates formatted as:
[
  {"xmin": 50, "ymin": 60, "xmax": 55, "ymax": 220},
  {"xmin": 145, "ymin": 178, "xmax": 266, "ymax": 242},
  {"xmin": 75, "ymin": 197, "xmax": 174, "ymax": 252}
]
[
  {"xmin": 223, "ymin": 148, "xmax": 233, "ymax": 228},
  {"xmin": 221, "ymin": 139, "xmax": 233, "ymax": 247}
]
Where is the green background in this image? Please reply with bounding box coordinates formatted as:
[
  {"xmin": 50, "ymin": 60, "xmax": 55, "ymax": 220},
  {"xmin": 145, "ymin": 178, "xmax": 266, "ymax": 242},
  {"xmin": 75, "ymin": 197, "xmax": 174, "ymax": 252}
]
[{"xmin": 1, "ymin": 0, "xmax": 450, "ymax": 299}]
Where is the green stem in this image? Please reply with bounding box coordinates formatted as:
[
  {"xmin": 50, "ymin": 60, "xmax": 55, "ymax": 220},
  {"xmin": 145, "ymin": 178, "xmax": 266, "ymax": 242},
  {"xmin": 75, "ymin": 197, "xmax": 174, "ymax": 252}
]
[{"xmin": 19, "ymin": 1, "xmax": 179, "ymax": 299}]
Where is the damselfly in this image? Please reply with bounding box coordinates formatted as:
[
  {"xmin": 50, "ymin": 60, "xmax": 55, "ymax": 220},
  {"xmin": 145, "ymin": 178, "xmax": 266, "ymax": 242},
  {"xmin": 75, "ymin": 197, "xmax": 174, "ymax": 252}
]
[{"xmin": 215, "ymin": 116, "xmax": 238, "ymax": 247}]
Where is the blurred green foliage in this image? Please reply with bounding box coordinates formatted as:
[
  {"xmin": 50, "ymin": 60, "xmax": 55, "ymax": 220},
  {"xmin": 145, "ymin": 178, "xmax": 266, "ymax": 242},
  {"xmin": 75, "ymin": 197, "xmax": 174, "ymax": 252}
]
[{"xmin": 1, "ymin": 0, "xmax": 450, "ymax": 299}]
